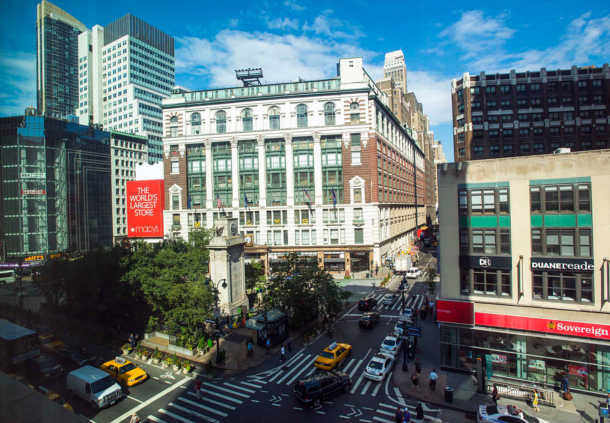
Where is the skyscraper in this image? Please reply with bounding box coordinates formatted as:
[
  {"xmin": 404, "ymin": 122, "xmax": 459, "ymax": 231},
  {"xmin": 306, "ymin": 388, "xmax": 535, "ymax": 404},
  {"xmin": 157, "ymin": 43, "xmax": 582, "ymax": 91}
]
[
  {"xmin": 36, "ymin": 0, "xmax": 87, "ymax": 119},
  {"xmin": 77, "ymin": 14, "xmax": 175, "ymax": 163},
  {"xmin": 383, "ymin": 50, "xmax": 407, "ymax": 95}
]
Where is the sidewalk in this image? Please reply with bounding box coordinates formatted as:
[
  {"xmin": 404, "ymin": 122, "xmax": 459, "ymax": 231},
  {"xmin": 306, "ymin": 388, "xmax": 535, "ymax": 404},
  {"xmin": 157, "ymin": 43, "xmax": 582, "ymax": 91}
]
[{"xmin": 392, "ymin": 314, "xmax": 600, "ymax": 422}]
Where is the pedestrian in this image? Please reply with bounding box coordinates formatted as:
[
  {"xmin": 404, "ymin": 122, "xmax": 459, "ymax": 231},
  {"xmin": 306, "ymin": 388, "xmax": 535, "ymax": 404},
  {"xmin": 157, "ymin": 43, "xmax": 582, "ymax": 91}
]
[
  {"xmin": 280, "ymin": 345, "xmax": 286, "ymax": 362},
  {"xmin": 532, "ymin": 389, "xmax": 540, "ymax": 412},
  {"xmin": 428, "ymin": 369, "xmax": 438, "ymax": 391},
  {"xmin": 394, "ymin": 406, "xmax": 402, "ymax": 423},
  {"xmin": 129, "ymin": 414, "xmax": 141, "ymax": 423},
  {"xmin": 491, "ymin": 384, "xmax": 499, "ymax": 406},
  {"xmin": 265, "ymin": 337, "xmax": 271, "ymax": 354},
  {"xmin": 194, "ymin": 379, "xmax": 202, "ymax": 400},
  {"xmin": 561, "ymin": 373, "xmax": 569, "ymax": 394},
  {"xmin": 416, "ymin": 402, "xmax": 424, "ymax": 419},
  {"xmin": 411, "ymin": 372, "xmax": 419, "ymax": 388},
  {"xmin": 401, "ymin": 407, "xmax": 411, "ymax": 422}
]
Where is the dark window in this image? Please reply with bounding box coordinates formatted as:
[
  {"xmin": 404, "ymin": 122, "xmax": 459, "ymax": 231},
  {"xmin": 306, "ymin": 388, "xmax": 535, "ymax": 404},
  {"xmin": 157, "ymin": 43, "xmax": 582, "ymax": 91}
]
[
  {"xmin": 532, "ymin": 271, "xmax": 592, "ymax": 302},
  {"xmin": 500, "ymin": 229, "xmax": 511, "ymax": 254}
]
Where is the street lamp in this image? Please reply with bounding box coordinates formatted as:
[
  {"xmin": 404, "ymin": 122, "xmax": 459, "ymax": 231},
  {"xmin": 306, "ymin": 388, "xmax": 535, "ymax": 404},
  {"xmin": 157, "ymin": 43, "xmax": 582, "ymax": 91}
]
[{"xmin": 205, "ymin": 278, "xmax": 227, "ymax": 363}]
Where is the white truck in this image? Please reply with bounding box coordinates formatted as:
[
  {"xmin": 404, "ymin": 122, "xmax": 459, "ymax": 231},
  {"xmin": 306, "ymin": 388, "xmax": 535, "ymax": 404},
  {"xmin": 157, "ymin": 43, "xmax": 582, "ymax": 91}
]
[
  {"xmin": 66, "ymin": 365, "xmax": 124, "ymax": 409},
  {"xmin": 393, "ymin": 254, "xmax": 412, "ymax": 274}
]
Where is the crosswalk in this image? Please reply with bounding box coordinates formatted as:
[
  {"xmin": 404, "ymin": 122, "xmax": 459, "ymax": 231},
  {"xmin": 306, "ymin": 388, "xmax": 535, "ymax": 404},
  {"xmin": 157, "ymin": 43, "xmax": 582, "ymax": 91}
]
[
  {"xmin": 371, "ymin": 402, "xmax": 442, "ymax": 423},
  {"xmin": 362, "ymin": 291, "xmax": 427, "ymax": 313},
  {"xmin": 143, "ymin": 377, "xmax": 268, "ymax": 423}
]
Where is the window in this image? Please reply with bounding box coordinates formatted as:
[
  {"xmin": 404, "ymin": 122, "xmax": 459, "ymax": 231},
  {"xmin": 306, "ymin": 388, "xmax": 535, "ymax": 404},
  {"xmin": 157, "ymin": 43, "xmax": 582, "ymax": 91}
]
[
  {"xmin": 294, "ymin": 209, "xmax": 315, "ymax": 225},
  {"xmin": 266, "ymin": 210, "xmax": 288, "ymax": 225},
  {"xmin": 296, "ymin": 104, "xmax": 308, "ymax": 128},
  {"xmin": 350, "ymin": 102, "xmax": 360, "ymax": 122},
  {"xmin": 170, "ymin": 126, "xmax": 178, "ymax": 137},
  {"xmin": 171, "ymin": 160, "xmax": 179, "ymax": 174},
  {"xmin": 354, "ymin": 228, "xmax": 364, "ymax": 244},
  {"xmin": 459, "ymin": 229, "xmax": 469, "ymax": 252},
  {"xmin": 351, "ymin": 133, "xmax": 361, "ymax": 165},
  {"xmin": 171, "ymin": 194, "xmax": 180, "ymax": 210},
  {"xmin": 216, "ymin": 110, "xmax": 226, "ymax": 133},
  {"xmin": 462, "ymin": 269, "xmax": 511, "ymax": 297},
  {"xmin": 531, "ymin": 183, "xmax": 590, "ymax": 212},
  {"xmin": 532, "ymin": 271, "xmax": 592, "ymax": 302},
  {"xmin": 578, "ymin": 185, "xmax": 590, "ymax": 211},
  {"xmin": 532, "ymin": 228, "xmax": 591, "ymax": 257},
  {"xmin": 269, "ymin": 106, "xmax": 280, "ymax": 129},
  {"xmin": 241, "ymin": 108, "xmax": 253, "ymax": 131},
  {"xmin": 191, "ymin": 112, "xmax": 201, "ymax": 134},
  {"xmin": 324, "ymin": 102, "xmax": 335, "ymax": 125},
  {"xmin": 471, "ymin": 230, "xmax": 496, "ymax": 254}
]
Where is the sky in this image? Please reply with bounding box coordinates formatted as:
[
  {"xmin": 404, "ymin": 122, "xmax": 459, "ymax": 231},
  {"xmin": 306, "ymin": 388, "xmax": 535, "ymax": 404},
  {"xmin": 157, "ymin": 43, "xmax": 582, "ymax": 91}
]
[{"xmin": 1, "ymin": 1, "xmax": 609, "ymax": 162}]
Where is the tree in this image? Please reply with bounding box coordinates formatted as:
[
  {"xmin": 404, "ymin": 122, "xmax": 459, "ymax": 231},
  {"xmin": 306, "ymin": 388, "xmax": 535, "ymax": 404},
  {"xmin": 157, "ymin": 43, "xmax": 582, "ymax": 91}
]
[{"xmin": 245, "ymin": 260, "xmax": 266, "ymax": 292}]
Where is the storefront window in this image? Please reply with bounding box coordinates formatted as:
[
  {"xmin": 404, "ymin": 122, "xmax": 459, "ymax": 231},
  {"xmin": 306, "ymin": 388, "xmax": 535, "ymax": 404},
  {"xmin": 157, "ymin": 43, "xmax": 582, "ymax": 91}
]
[{"xmin": 532, "ymin": 271, "xmax": 592, "ymax": 302}]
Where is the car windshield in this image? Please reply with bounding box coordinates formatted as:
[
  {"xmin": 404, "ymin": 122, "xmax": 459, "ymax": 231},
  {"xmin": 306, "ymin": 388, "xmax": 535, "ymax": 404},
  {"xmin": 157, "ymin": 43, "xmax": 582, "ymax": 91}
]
[
  {"xmin": 319, "ymin": 351, "xmax": 334, "ymax": 359},
  {"xmin": 522, "ymin": 414, "xmax": 539, "ymax": 423},
  {"xmin": 120, "ymin": 363, "xmax": 136, "ymax": 373},
  {"xmin": 91, "ymin": 375, "xmax": 115, "ymax": 393},
  {"xmin": 368, "ymin": 361, "xmax": 383, "ymax": 370},
  {"xmin": 383, "ymin": 339, "xmax": 396, "ymax": 347}
]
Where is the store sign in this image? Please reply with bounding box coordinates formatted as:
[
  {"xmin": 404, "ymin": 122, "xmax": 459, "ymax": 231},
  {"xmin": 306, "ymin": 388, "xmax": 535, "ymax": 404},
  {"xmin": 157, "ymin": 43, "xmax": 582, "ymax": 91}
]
[
  {"xmin": 24, "ymin": 255, "xmax": 44, "ymax": 262},
  {"xmin": 21, "ymin": 172, "xmax": 45, "ymax": 179},
  {"xmin": 436, "ymin": 300, "xmax": 474, "ymax": 325},
  {"xmin": 127, "ymin": 180, "xmax": 164, "ymax": 238},
  {"xmin": 476, "ymin": 313, "xmax": 610, "ymax": 340},
  {"xmin": 21, "ymin": 189, "xmax": 46, "ymax": 195},
  {"xmin": 460, "ymin": 255, "xmax": 512, "ymax": 270},
  {"xmin": 530, "ymin": 257, "xmax": 594, "ymax": 273}
]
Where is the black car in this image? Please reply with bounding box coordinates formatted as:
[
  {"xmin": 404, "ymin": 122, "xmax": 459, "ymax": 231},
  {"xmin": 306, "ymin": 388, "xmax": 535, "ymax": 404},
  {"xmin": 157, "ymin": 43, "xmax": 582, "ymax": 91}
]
[
  {"xmin": 27, "ymin": 354, "xmax": 63, "ymax": 378},
  {"xmin": 359, "ymin": 311, "xmax": 380, "ymax": 329},
  {"xmin": 293, "ymin": 371, "xmax": 350, "ymax": 405},
  {"xmin": 358, "ymin": 298, "xmax": 377, "ymax": 311},
  {"xmin": 56, "ymin": 346, "xmax": 96, "ymax": 367}
]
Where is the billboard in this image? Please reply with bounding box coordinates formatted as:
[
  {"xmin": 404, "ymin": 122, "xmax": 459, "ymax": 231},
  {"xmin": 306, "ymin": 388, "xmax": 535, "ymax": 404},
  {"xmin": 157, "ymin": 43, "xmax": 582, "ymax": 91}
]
[
  {"xmin": 127, "ymin": 180, "xmax": 164, "ymax": 238},
  {"xmin": 436, "ymin": 300, "xmax": 474, "ymax": 325}
]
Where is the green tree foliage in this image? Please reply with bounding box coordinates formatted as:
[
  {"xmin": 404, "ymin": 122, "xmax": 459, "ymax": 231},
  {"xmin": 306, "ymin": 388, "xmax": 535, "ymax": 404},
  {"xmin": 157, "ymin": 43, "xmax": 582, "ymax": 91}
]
[
  {"xmin": 263, "ymin": 253, "xmax": 350, "ymax": 328},
  {"xmin": 245, "ymin": 260, "xmax": 266, "ymax": 292}
]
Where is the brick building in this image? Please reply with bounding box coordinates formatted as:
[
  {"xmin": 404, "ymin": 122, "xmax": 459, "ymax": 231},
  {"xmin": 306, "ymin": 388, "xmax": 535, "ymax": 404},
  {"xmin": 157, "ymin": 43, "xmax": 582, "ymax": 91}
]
[
  {"xmin": 161, "ymin": 57, "xmax": 426, "ymax": 276},
  {"xmin": 451, "ymin": 64, "xmax": 610, "ymax": 161}
]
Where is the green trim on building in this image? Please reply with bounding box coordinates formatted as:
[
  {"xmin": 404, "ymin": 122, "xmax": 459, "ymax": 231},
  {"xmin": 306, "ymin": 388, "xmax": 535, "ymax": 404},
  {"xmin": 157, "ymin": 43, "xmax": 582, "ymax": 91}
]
[
  {"xmin": 577, "ymin": 214, "xmax": 593, "ymax": 227},
  {"xmin": 459, "ymin": 216, "xmax": 468, "ymax": 227},
  {"xmin": 458, "ymin": 181, "xmax": 509, "ymax": 189},
  {"xmin": 544, "ymin": 214, "xmax": 576, "ymax": 227},
  {"xmin": 498, "ymin": 215, "xmax": 511, "ymax": 228},
  {"xmin": 469, "ymin": 215, "xmax": 498, "ymax": 228},
  {"xmin": 531, "ymin": 215, "xmax": 543, "ymax": 228},
  {"xmin": 529, "ymin": 177, "xmax": 591, "ymax": 185}
]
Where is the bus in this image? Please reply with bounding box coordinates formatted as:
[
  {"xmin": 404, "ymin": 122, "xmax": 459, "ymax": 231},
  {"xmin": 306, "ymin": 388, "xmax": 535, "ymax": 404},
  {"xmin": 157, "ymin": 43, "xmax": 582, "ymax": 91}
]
[
  {"xmin": 0, "ymin": 319, "xmax": 40, "ymax": 367},
  {"xmin": 0, "ymin": 269, "xmax": 16, "ymax": 284}
]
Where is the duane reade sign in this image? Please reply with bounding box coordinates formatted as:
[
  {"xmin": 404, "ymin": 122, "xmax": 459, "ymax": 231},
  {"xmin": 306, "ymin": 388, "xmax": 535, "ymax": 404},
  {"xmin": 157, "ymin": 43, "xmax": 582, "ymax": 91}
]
[
  {"xmin": 127, "ymin": 180, "xmax": 165, "ymax": 238},
  {"xmin": 530, "ymin": 257, "xmax": 594, "ymax": 273}
]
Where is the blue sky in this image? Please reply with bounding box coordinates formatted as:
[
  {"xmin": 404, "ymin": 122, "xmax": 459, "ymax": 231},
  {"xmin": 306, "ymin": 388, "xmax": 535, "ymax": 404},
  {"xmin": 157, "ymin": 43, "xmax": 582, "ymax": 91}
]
[{"xmin": 1, "ymin": 1, "xmax": 609, "ymax": 161}]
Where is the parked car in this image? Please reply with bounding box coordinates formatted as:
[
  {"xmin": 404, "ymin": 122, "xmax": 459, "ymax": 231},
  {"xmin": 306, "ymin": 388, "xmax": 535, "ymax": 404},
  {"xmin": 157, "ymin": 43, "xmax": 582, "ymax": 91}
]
[
  {"xmin": 380, "ymin": 335, "xmax": 401, "ymax": 357},
  {"xmin": 393, "ymin": 320, "xmax": 409, "ymax": 337},
  {"xmin": 406, "ymin": 267, "xmax": 422, "ymax": 279},
  {"xmin": 293, "ymin": 371, "xmax": 350, "ymax": 405},
  {"xmin": 100, "ymin": 357, "xmax": 148, "ymax": 387},
  {"xmin": 27, "ymin": 354, "xmax": 63, "ymax": 378},
  {"xmin": 477, "ymin": 404, "xmax": 549, "ymax": 423},
  {"xmin": 364, "ymin": 352, "xmax": 394, "ymax": 381},
  {"xmin": 314, "ymin": 342, "xmax": 352, "ymax": 371},
  {"xmin": 66, "ymin": 365, "xmax": 124, "ymax": 409},
  {"xmin": 38, "ymin": 333, "xmax": 65, "ymax": 353},
  {"xmin": 382, "ymin": 294, "xmax": 396, "ymax": 306},
  {"xmin": 401, "ymin": 307, "xmax": 414, "ymax": 320},
  {"xmin": 57, "ymin": 346, "xmax": 96, "ymax": 367},
  {"xmin": 358, "ymin": 297, "xmax": 377, "ymax": 311},
  {"xmin": 359, "ymin": 312, "xmax": 380, "ymax": 329}
]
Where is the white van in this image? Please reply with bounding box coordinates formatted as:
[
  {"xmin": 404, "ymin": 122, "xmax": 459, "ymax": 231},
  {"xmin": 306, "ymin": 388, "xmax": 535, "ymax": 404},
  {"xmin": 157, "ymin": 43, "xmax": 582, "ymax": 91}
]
[{"xmin": 67, "ymin": 365, "xmax": 124, "ymax": 409}]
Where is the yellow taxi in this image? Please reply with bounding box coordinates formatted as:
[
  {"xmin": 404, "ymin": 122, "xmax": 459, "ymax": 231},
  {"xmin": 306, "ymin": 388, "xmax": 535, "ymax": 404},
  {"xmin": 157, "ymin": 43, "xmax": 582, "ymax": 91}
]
[
  {"xmin": 100, "ymin": 357, "xmax": 148, "ymax": 387},
  {"xmin": 314, "ymin": 341, "xmax": 352, "ymax": 371}
]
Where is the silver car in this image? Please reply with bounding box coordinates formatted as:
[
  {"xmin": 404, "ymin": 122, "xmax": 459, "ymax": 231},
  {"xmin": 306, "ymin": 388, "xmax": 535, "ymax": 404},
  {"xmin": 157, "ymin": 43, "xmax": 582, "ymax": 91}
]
[{"xmin": 477, "ymin": 404, "xmax": 549, "ymax": 423}]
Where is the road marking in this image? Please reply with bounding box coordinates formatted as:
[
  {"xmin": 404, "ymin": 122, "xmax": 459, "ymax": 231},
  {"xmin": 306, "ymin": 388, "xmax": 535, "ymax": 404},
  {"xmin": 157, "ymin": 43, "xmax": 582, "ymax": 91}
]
[
  {"xmin": 127, "ymin": 395, "xmax": 143, "ymax": 403},
  {"xmin": 268, "ymin": 369, "xmax": 284, "ymax": 383},
  {"xmin": 251, "ymin": 399, "xmax": 260, "ymax": 403},
  {"xmin": 393, "ymin": 386, "xmax": 406, "ymax": 405},
  {"xmin": 363, "ymin": 406, "xmax": 375, "ymax": 411},
  {"xmin": 191, "ymin": 388, "xmax": 243, "ymax": 405},
  {"xmin": 344, "ymin": 314, "xmax": 401, "ymax": 319},
  {"xmin": 349, "ymin": 359, "xmax": 364, "ymax": 379},
  {"xmin": 372, "ymin": 416, "xmax": 395, "ymax": 423},
  {"xmin": 203, "ymin": 382, "xmax": 250, "ymax": 398},
  {"xmin": 177, "ymin": 396, "xmax": 228, "ymax": 417},
  {"xmin": 186, "ymin": 391, "xmax": 236, "ymax": 409},
  {"xmin": 285, "ymin": 357, "xmax": 316, "ymax": 385},
  {"xmin": 223, "ymin": 382, "xmax": 256, "ymax": 394},
  {"xmin": 240, "ymin": 381, "xmax": 263, "ymax": 389},
  {"xmin": 146, "ymin": 416, "xmax": 170, "ymax": 423},
  {"xmin": 293, "ymin": 407, "xmax": 304, "ymax": 411},
  {"xmin": 316, "ymin": 410, "xmax": 326, "ymax": 415},
  {"xmin": 276, "ymin": 354, "xmax": 312, "ymax": 384},
  {"xmin": 304, "ymin": 365, "xmax": 317, "ymax": 377},
  {"xmin": 342, "ymin": 358, "xmax": 356, "ymax": 373},
  {"xmin": 376, "ymin": 409, "xmax": 395, "ymax": 417},
  {"xmin": 371, "ymin": 380, "xmax": 382, "ymax": 397},
  {"xmin": 284, "ymin": 351, "xmax": 305, "ymax": 367},
  {"xmin": 360, "ymin": 380, "xmax": 371, "ymax": 395},
  {"xmin": 110, "ymin": 376, "xmax": 191, "ymax": 423},
  {"xmin": 152, "ymin": 376, "xmax": 160, "ymax": 381},
  {"xmin": 168, "ymin": 402, "xmax": 218, "ymax": 422},
  {"xmin": 360, "ymin": 419, "xmax": 373, "ymax": 423},
  {"xmin": 339, "ymin": 416, "xmax": 350, "ymax": 420},
  {"xmin": 350, "ymin": 373, "xmax": 365, "ymax": 394},
  {"xmin": 271, "ymin": 403, "xmax": 281, "ymax": 407},
  {"xmin": 378, "ymin": 402, "xmax": 396, "ymax": 410}
]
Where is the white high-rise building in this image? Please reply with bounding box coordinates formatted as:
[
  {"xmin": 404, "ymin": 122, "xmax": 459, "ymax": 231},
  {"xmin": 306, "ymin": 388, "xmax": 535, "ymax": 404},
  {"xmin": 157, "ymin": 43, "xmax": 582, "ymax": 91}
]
[
  {"xmin": 77, "ymin": 14, "xmax": 175, "ymax": 164},
  {"xmin": 383, "ymin": 50, "xmax": 407, "ymax": 95}
]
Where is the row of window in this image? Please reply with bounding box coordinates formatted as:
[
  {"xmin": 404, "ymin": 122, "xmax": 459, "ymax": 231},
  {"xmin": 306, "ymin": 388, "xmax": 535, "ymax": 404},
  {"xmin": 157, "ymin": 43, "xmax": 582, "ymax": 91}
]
[
  {"xmin": 459, "ymin": 228, "xmax": 510, "ymax": 255},
  {"xmin": 459, "ymin": 188, "xmax": 509, "ymax": 214},
  {"xmin": 458, "ymin": 79, "xmax": 604, "ymax": 98}
]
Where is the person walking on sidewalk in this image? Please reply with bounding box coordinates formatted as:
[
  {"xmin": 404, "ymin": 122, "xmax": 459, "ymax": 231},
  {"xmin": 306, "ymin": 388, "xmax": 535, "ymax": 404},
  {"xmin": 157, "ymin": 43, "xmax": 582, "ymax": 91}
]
[
  {"xmin": 491, "ymin": 384, "xmax": 499, "ymax": 406},
  {"xmin": 428, "ymin": 369, "xmax": 438, "ymax": 391},
  {"xmin": 532, "ymin": 389, "xmax": 540, "ymax": 412}
]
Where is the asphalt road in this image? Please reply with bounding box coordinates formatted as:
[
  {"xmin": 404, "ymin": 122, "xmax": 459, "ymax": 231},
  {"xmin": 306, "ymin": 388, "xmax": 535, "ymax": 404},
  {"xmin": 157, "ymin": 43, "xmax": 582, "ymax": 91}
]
[{"xmin": 84, "ymin": 273, "xmax": 464, "ymax": 423}]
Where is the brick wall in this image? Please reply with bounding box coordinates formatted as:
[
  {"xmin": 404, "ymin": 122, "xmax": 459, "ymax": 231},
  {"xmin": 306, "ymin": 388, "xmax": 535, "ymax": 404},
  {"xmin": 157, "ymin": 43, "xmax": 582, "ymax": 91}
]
[{"xmin": 163, "ymin": 151, "xmax": 187, "ymax": 208}]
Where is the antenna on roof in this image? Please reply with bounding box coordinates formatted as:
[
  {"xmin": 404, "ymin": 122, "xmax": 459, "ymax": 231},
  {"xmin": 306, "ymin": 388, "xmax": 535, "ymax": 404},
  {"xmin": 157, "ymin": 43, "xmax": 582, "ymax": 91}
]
[{"xmin": 235, "ymin": 68, "xmax": 263, "ymax": 87}]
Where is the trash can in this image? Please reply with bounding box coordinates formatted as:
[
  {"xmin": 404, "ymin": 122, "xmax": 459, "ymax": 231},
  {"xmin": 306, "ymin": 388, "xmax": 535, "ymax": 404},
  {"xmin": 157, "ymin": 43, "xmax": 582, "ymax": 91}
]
[{"xmin": 444, "ymin": 386, "xmax": 454, "ymax": 403}]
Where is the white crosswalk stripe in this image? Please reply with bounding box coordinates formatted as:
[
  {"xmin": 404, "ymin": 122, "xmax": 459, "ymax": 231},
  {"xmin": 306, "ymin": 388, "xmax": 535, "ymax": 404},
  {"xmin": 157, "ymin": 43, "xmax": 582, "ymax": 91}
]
[
  {"xmin": 196, "ymin": 387, "xmax": 243, "ymax": 404},
  {"xmin": 223, "ymin": 382, "xmax": 256, "ymax": 394},
  {"xmin": 342, "ymin": 358, "xmax": 356, "ymax": 373},
  {"xmin": 276, "ymin": 354, "xmax": 312, "ymax": 384},
  {"xmin": 349, "ymin": 359, "xmax": 364, "ymax": 379},
  {"xmin": 371, "ymin": 380, "xmax": 382, "ymax": 397},
  {"xmin": 268, "ymin": 369, "xmax": 284, "ymax": 383},
  {"xmin": 159, "ymin": 408, "xmax": 197, "ymax": 423},
  {"xmin": 146, "ymin": 416, "xmax": 170, "ymax": 423},
  {"xmin": 285, "ymin": 357, "xmax": 316, "ymax": 386},
  {"xmin": 176, "ymin": 396, "xmax": 228, "ymax": 417},
  {"xmin": 186, "ymin": 391, "xmax": 237, "ymax": 409},
  {"xmin": 372, "ymin": 416, "xmax": 395, "ymax": 423},
  {"xmin": 349, "ymin": 373, "xmax": 365, "ymax": 394},
  {"xmin": 304, "ymin": 365, "xmax": 317, "ymax": 377},
  {"xmin": 360, "ymin": 380, "xmax": 372, "ymax": 395},
  {"xmin": 240, "ymin": 381, "xmax": 263, "ymax": 389},
  {"xmin": 168, "ymin": 402, "xmax": 219, "ymax": 422}
]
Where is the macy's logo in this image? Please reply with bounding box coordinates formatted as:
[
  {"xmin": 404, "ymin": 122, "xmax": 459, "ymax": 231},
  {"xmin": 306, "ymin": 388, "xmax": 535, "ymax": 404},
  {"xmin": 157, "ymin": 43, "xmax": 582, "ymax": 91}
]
[{"xmin": 547, "ymin": 320, "xmax": 609, "ymax": 338}]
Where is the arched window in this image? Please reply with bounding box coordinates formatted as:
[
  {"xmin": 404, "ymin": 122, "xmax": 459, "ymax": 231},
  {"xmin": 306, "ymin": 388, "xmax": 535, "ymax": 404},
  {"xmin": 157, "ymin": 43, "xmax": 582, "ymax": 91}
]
[
  {"xmin": 170, "ymin": 115, "xmax": 178, "ymax": 123},
  {"xmin": 324, "ymin": 102, "xmax": 335, "ymax": 126},
  {"xmin": 191, "ymin": 112, "xmax": 201, "ymax": 135},
  {"xmin": 242, "ymin": 108, "xmax": 253, "ymax": 131},
  {"xmin": 350, "ymin": 102, "xmax": 360, "ymax": 123},
  {"xmin": 216, "ymin": 110, "xmax": 226, "ymax": 134},
  {"xmin": 296, "ymin": 104, "xmax": 308, "ymax": 128},
  {"xmin": 269, "ymin": 107, "xmax": 280, "ymax": 130}
]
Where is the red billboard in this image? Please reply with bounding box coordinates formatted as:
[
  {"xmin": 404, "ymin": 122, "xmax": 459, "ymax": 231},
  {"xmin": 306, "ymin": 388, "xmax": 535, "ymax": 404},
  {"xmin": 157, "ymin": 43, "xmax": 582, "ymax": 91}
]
[
  {"xmin": 436, "ymin": 300, "xmax": 474, "ymax": 325},
  {"xmin": 127, "ymin": 180, "xmax": 164, "ymax": 238},
  {"xmin": 475, "ymin": 313, "xmax": 610, "ymax": 341}
]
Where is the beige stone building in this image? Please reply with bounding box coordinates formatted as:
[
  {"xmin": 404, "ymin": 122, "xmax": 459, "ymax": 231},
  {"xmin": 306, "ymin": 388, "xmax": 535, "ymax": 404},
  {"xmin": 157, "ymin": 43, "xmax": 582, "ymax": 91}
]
[{"xmin": 437, "ymin": 149, "xmax": 610, "ymax": 393}]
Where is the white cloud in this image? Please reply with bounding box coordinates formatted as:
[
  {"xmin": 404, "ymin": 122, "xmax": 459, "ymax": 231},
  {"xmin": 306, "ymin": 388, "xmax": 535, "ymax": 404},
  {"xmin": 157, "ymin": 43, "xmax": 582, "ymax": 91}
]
[
  {"xmin": 176, "ymin": 30, "xmax": 374, "ymax": 88},
  {"xmin": 440, "ymin": 10, "xmax": 514, "ymax": 58},
  {"xmin": 406, "ymin": 71, "xmax": 452, "ymax": 126},
  {"xmin": 302, "ymin": 10, "xmax": 364, "ymax": 39},
  {"xmin": 0, "ymin": 51, "xmax": 36, "ymax": 116},
  {"xmin": 266, "ymin": 17, "xmax": 300, "ymax": 31},
  {"xmin": 283, "ymin": 0, "xmax": 306, "ymax": 12}
]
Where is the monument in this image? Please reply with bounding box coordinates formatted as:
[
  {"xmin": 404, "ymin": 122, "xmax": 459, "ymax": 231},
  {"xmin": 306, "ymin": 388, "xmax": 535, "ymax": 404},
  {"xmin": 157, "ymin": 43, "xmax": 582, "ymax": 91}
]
[{"xmin": 208, "ymin": 218, "xmax": 249, "ymax": 315}]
